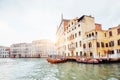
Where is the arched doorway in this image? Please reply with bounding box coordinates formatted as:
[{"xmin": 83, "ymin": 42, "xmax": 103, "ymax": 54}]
[
  {"xmin": 68, "ymin": 53, "xmax": 70, "ymax": 56},
  {"xmin": 76, "ymin": 52, "xmax": 78, "ymax": 57},
  {"xmin": 84, "ymin": 53, "xmax": 86, "ymax": 57}
]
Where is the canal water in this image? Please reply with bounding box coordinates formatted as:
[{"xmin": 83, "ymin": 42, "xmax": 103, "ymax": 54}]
[{"xmin": 0, "ymin": 58, "xmax": 120, "ymax": 80}]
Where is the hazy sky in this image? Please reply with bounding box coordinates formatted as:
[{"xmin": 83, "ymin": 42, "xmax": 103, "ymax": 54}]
[{"xmin": 0, "ymin": 0, "xmax": 120, "ymax": 46}]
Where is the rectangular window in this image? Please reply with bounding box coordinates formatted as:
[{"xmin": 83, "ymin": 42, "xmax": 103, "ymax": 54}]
[
  {"xmin": 96, "ymin": 32, "xmax": 97, "ymax": 35},
  {"xmin": 109, "ymin": 31, "xmax": 112, "ymax": 36},
  {"xmin": 83, "ymin": 44, "xmax": 86, "ymax": 48},
  {"xmin": 71, "ymin": 22, "xmax": 73, "ymax": 25},
  {"xmin": 78, "ymin": 24, "xmax": 80, "ymax": 27},
  {"xmin": 79, "ymin": 41, "xmax": 81, "ymax": 47},
  {"xmin": 75, "ymin": 27, "xmax": 76, "ymax": 29},
  {"xmin": 118, "ymin": 39, "xmax": 120, "ymax": 45},
  {"xmin": 76, "ymin": 42, "xmax": 78, "ymax": 48},
  {"xmin": 104, "ymin": 33, "xmax": 106, "ymax": 37},
  {"xmin": 101, "ymin": 42, "xmax": 104, "ymax": 47},
  {"xmin": 117, "ymin": 28, "xmax": 120, "ymax": 34},
  {"xmin": 68, "ymin": 45, "xmax": 69, "ymax": 49},
  {"xmin": 117, "ymin": 49, "xmax": 120, "ymax": 53},
  {"xmin": 97, "ymin": 42, "xmax": 100, "ymax": 47},
  {"xmin": 75, "ymin": 33, "xmax": 77, "ymax": 38},
  {"xmin": 106, "ymin": 43, "xmax": 108, "ymax": 47},
  {"xmin": 80, "ymin": 51, "xmax": 82, "ymax": 56},
  {"xmin": 79, "ymin": 31, "xmax": 81, "ymax": 36}
]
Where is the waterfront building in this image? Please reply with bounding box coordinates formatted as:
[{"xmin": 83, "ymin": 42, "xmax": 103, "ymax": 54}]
[
  {"xmin": 56, "ymin": 15, "xmax": 96, "ymax": 58},
  {"xmin": 10, "ymin": 39, "xmax": 55, "ymax": 58},
  {"xmin": 56, "ymin": 17, "xmax": 69, "ymax": 56},
  {"xmin": 84, "ymin": 24, "xmax": 120, "ymax": 60},
  {"xmin": 56, "ymin": 15, "xmax": 120, "ymax": 60},
  {"xmin": 10, "ymin": 43, "xmax": 32, "ymax": 58},
  {"xmin": 104, "ymin": 25, "xmax": 120, "ymax": 59},
  {"xmin": 0, "ymin": 46, "xmax": 10, "ymax": 58},
  {"xmin": 32, "ymin": 39, "xmax": 55, "ymax": 57}
]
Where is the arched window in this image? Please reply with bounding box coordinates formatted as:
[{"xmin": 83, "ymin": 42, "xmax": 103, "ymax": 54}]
[
  {"xmin": 89, "ymin": 42, "xmax": 92, "ymax": 48},
  {"xmin": 84, "ymin": 53, "xmax": 86, "ymax": 56},
  {"xmin": 80, "ymin": 51, "xmax": 82, "ymax": 56},
  {"xmin": 89, "ymin": 34, "xmax": 91, "ymax": 37},
  {"xmin": 87, "ymin": 35, "xmax": 88, "ymax": 37},
  {"xmin": 92, "ymin": 32, "xmax": 94, "ymax": 36},
  {"xmin": 76, "ymin": 52, "xmax": 78, "ymax": 56},
  {"xmin": 83, "ymin": 44, "xmax": 86, "ymax": 48},
  {"xmin": 109, "ymin": 41, "xmax": 114, "ymax": 47}
]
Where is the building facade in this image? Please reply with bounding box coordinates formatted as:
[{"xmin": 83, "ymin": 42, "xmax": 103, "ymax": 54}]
[
  {"xmin": 56, "ymin": 15, "xmax": 120, "ymax": 60},
  {"xmin": 10, "ymin": 43, "xmax": 32, "ymax": 58},
  {"xmin": 0, "ymin": 46, "xmax": 10, "ymax": 58},
  {"xmin": 32, "ymin": 39, "xmax": 55, "ymax": 57},
  {"xmin": 10, "ymin": 39, "xmax": 55, "ymax": 58}
]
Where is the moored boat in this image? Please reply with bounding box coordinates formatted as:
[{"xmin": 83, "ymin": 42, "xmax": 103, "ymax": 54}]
[
  {"xmin": 87, "ymin": 59, "xmax": 99, "ymax": 64},
  {"xmin": 76, "ymin": 58, "xmax": 89, "ymax": 63},
  {"xmin": 47, "ymin": 58, "xmax": 67, "ymax": 64}
]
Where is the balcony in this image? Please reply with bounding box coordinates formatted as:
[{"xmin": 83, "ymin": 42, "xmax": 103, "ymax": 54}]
[
  {"xmin": 83, "ymin": 48, "xmax": 92, "ymax": 51},
  {"xmin": 84, "ymin": 36, "xmax": 96, "ymax": 41},
  {"xmin": 68, "ymin": 46, "xmax": 75, "ymax": 51}
]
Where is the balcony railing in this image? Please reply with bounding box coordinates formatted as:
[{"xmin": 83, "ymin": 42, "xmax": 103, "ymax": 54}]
[
  {"xmin": 84, "ymin": 36, "xmax": 96, "ymax": 41},
  {"xmin": 83, "ymin": 48, "xmax": 92, "ymax": 51},
  {"xmin": 68, "ymin": 46, "xmax": 75, "ymax": 51}
]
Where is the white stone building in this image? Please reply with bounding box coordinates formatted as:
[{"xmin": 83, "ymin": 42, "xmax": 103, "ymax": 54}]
[
  {"xmin": 10, "ymin": 43, "xmax": 32, "ymax": 58},
  {"xmin": 56, "ymin": 15, "xmax": 96, "ymax": 58},
  {"xmin": 0, "ymin": 46, "xmax": 10, "ymax": 58},
  {"xmin": 10, "ymin": 39, "xmax": 55, "ymax": 58},
  {"xmin": 32, "ymin": 39, "xmax": 55, "ymax": 57}
]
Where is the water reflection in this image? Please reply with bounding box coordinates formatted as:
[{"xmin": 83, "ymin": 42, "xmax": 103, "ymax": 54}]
[{"xmin": 0, "ymin": 58, "xmax": 120, "ymax": 80}]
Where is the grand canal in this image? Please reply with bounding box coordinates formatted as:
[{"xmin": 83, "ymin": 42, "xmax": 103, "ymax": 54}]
[{"xmin": 0, "ymin": 58, "xmax": 120, "ymax": 80}]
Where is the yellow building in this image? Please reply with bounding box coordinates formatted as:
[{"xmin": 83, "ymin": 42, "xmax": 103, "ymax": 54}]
[
  {"xmin": 84, "ymin": 24, "xmax": 120, "ymax": 59},
  {"xmin": 56, "ymin": 15, "xmax": 120, "ymax": 60}
]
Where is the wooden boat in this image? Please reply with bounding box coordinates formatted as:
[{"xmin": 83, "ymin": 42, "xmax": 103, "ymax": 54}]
[
  {"xmin": 87, "ymin": 59, "xmax": 99, "ymax": 64},
  {"xmin": 76, "ymin": 58, "xmax": 83, "ymax": 63},
  {"xmin": 76, "ymin": 58, "xmax": 89, "ymax": 63},
  {"xmin": 47, "ymin": 58, "xmax": 67, "ymax": 64}
]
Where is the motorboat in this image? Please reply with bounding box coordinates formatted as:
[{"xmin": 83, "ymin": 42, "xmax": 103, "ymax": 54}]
[{"xmin": 47, "ymin": 58, "xmax": 67, "ymax": 64}]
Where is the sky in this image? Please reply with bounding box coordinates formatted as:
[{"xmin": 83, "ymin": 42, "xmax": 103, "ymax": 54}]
[{"xmin": 0, "ymin": 0, "xmax": 120, "ymax": 46}]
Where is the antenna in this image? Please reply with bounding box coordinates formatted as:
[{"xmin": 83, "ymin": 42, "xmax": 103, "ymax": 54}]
[{"xmin": 61, "ymin": 13, "xmax": 63, "ymax": 21}]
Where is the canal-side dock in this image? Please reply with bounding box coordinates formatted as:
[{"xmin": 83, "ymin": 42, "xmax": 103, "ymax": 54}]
[{"xmin": 66, "ymin": 57, "xmax": 120, "ymax": 64}]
